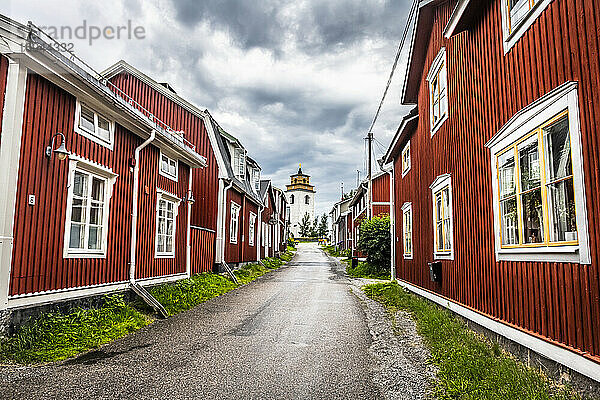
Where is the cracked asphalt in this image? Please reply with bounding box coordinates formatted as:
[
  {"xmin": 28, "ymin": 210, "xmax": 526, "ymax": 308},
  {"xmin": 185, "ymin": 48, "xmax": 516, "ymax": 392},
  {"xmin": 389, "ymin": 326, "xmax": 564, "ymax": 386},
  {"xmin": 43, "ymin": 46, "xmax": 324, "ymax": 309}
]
[{"xmin": 0, "ymin": 243, "xmax": 382, "ymax": 400}]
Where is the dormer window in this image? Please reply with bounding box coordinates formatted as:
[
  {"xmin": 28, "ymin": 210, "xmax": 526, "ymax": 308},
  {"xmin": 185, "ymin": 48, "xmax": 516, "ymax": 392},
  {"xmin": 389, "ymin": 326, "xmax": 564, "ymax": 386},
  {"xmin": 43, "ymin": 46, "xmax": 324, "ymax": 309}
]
[
  {"xmin": 75, "ymin": 100, "xmax": 115, "ymax": 149},
  {"xmin": 427, "ymin": 48, "xmax": 448, "ymax": 136},
  {"xmin": 253, "ymin": 168, "xmax": 260, "ymax": 192},
  {"xmin": 233, "ymin": 148, "xmax": 245, "ymax": 179}
]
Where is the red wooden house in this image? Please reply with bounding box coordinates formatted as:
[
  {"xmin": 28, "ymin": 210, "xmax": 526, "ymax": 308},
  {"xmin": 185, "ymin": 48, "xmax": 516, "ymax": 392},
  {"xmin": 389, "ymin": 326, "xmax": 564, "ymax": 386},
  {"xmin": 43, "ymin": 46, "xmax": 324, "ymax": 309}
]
[
  {"xmin": 0, "ymin": 17, "xmax": 206, "ymax": 317},
  {"xmin": 384, "ymin": 0, "xmax": 600, "ymax": 382},
  {"xmin": 348, "ymin": 171, "xmax": 391, "ymax": 257},
  {"xmin": 258, "ymin": 180, "xmax": 288, "ymax": 258},
  {"xmin": 103, "ymin": 61, "xmax": 266, "ymax": 269}
]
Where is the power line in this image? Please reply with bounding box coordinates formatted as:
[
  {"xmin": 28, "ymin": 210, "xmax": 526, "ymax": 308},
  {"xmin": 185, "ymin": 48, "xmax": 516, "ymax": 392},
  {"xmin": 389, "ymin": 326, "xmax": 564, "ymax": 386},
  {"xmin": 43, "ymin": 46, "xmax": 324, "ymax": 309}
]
[{"xmin": 367, "ymin": 0, "xmax": 417, "ymax": 135}]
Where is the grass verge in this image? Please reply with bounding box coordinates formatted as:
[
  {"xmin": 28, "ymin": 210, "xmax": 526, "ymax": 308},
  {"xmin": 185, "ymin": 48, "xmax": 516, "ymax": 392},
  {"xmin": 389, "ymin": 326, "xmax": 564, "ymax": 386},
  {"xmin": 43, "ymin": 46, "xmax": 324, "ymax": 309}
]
[
  {"xmin": 0, "ymin": 295, "xmax": 150, "ymax": 364},
  {"xmin": 0, "ymin": 248, "xmax": 296, "ymax": 365},
  {"xmin": 346, "ymin": 260, "xmax": 390, "ymax": 280},
  {"xmin": 363, "ymin": 282, "xmax": 583, "ymax": 400}
]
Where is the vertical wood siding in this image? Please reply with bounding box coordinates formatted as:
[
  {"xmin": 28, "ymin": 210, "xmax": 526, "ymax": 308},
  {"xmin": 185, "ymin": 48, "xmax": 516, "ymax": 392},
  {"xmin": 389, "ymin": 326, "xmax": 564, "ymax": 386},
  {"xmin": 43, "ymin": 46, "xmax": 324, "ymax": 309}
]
[
  {"xmin": 242, "ymin": 201, "xmax": 259, "ymax": 262},
  {"xmin": 190, "ymin": 228, "xmax": 215, "ymax": 274},
  {"xmin": 10, "ymin": 72, "xmax": 140, "ymax": 295},
  {"xmin": 393, "ymin": 0, "xmax": 600, "ymax": 360}
]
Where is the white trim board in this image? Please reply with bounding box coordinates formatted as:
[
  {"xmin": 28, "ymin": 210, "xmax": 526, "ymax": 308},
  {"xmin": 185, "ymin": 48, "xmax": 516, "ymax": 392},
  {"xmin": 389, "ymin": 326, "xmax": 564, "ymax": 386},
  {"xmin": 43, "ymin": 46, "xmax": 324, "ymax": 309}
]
[{"xmin": 396, "ymin": 278, "xmax": 600, "ymax": 383}]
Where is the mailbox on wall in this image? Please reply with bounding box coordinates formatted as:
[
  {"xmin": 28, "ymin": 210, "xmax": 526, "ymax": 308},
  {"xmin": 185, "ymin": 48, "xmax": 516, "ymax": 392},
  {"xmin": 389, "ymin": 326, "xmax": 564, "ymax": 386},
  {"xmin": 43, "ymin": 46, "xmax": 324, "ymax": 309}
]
[{"xmin": 428, "ymin": 261, "xmax": 442, "ymax": 283}]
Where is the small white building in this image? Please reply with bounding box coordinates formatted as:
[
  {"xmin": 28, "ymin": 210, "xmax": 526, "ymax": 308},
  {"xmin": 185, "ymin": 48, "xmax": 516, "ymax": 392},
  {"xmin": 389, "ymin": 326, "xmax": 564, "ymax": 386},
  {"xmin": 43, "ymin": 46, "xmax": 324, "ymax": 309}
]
[{"xmin": 285, "ymin": 165, "xmax": 315, "ymax": 237}]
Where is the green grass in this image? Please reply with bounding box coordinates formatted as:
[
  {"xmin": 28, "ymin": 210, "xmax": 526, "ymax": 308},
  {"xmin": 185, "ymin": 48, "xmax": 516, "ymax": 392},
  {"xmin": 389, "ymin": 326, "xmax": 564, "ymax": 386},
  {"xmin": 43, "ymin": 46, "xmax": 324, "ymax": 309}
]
[
  {"xmin": 363, "ymin": 282, "xmax": 583, "ymax": 400},
  {"xmin": 322, "ymin": 245, "xmax": 350, "ymax": 258},
  {"xmin": 0, "ymin": 249, "xmax": 296, "ymax": 365},
  {"xmin": 0, "ymin": 295, "xmax": 150, "ymax": 364},
  {"xmin": 346, "ymin": 260, "xmax": 390, "ymax": 280}
]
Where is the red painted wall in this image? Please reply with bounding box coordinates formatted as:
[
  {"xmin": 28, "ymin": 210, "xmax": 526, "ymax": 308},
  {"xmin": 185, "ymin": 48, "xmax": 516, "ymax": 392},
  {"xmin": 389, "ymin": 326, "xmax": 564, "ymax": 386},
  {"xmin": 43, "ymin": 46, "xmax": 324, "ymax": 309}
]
[
  {"xmin": 191, "ymin": 228, "xmax": 215, "ymax": 274},
  {"xmin": 224, "ymin": 189, "xmax": 243, "ymax": 264},
  {"xmin": 393, "ymin": 0, "xmax": 600, "ymax": 360}
]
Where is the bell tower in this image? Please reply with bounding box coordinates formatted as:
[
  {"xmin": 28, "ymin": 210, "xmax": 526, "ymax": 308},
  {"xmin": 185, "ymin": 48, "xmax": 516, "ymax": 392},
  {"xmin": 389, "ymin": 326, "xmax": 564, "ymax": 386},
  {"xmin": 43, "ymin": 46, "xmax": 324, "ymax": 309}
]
[{"xmin": 285, "ymin": 164, "xmax": 316, "ymax": 237}]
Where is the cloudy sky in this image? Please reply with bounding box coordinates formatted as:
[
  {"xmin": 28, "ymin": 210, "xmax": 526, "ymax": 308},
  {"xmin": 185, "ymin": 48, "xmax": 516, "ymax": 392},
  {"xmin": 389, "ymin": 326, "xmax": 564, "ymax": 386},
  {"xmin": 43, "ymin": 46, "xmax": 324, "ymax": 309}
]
[{"xmin": 2, "ymin": 0, "xmax": 413, "ymax": 217}]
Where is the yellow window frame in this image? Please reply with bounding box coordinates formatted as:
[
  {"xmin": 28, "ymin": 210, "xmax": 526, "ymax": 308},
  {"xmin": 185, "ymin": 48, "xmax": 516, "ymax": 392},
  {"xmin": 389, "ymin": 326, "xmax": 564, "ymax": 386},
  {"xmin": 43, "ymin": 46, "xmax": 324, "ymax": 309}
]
[
  {"xmin": 507, "ymin": 0, "xmax": 537, "ymax": 34},
  {"xmin": 495, "ymin": 109, "xmax": 578, "ymax": 249}
]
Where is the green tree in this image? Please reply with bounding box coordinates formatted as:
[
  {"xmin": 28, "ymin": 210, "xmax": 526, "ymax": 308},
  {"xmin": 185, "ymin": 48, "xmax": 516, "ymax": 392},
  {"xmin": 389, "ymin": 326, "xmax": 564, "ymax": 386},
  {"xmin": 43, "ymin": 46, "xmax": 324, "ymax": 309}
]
[
  {"xmin": 318, "ymin": 213, "xmax": 328, "ymax": 237},
  {"xmin": 310, "ymin": 217, "xmax": 319, "ymax": 237},
  {"xmin": 357, "ymin": 215, "xmax": 391, "ymax": 274},
  {"xmin": 298, "ymin": 213, "xmax": 312, "ymax": 237}
]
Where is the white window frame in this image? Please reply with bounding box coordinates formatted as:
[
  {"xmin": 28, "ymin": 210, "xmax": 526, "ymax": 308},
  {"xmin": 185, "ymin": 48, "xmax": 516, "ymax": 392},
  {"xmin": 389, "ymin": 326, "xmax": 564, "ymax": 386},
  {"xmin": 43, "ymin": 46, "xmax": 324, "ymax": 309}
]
[
  {"xmin": 426, "ymin": 48, "xmax": 449, "ymax": 136},
  {"xmin": 501, "ymin": 0, "xmax": 553, "ymax": 53},
  {"xmin": 63, "ymin": 155, "xmax": 117, "ymax": 259},
  {"xmin": 155, "ymin": 189, "xmax": 180, "ymax": 258},
  {"xmin": 249, "ymin": 212, "xmax": 256, "ymax": 246},
  {"xmin": 230, "ymin": 201, "xmax": 241, "ymax": 244},
  {"xmin": 430, "ymin": 174, "xmax": 454, "ymax": 260},
  {"xmin": 486, "ymin": 81, "xmax": 590, "ymax": 264},
  {"xmin": 401, "ymin": 141, "xmax": 411, "ymax": 177},
  {"xmin": 233, "ymin": 148, "xmax": 246, "ymax": 180},
  {"xmin": 74, "ymin": 100, "xmax": 115, "ymax": 150},
  {"xmin": 253, "ymin": 168, "xmax": 260, "ymax": 192},
  {"xmin": 402, "ymin": 202, "xmax": 413, "ymax": 259},
  {"xmin": 158, "ymin": 150, "xmax": 178, "ymax": 182}
]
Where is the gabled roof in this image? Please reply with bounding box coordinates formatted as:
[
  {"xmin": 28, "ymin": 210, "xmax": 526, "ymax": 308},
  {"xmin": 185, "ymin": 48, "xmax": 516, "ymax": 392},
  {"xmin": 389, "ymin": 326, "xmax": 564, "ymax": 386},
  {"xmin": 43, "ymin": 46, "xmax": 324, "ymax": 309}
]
[
  {"xmin": 383, "ymin": 107, "xmax": 419, "ymax": 164},
  {"xmin": 402, "ymin": 0, "xmax": 447, "ymax": 105},
  {"xmin": 0, "ymin": 17, "xmax": 206, "ymax": 168}
]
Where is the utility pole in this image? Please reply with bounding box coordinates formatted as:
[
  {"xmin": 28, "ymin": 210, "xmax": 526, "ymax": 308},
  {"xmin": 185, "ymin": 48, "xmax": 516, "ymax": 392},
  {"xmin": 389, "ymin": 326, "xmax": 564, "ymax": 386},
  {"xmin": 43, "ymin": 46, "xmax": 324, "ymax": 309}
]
[
  {"xmin": 356, "ymin": 170, "xmax": 360, "ymax": 188},
  {"xmin": 341, "ymin": 181, "xmax": 344, "ymax": 200},
  {"xmin": 367, "ymin": 131, "xmax": 373, "ymax": 219}
]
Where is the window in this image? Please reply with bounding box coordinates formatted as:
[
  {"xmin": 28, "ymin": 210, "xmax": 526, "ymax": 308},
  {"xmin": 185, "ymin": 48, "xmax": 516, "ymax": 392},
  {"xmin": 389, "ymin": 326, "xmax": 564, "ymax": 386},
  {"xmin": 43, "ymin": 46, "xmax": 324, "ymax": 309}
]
[
  {"xmin": 402, "ymin": 141, "xmax": 411, "ymax": 177},
  {"xmin": 253, "ymin": 168, "xmax": 260, "ymax": 192},
  {"xmin": 426, "ymin": 48, "xmax": 448, "ymax": 135},
  {"xmin": 305, "ymin": 195, "xmax": 310, "ymax": 205},
  {"xmin": 64, "ymin": 157, "xmax": 117, "ymax": 258},
  {"xmin": 486, "ymin": 81, "xmax": 590, "ymax": 264},
  {"xmin": 155, "ymin": 191, "xmax": 179, "ymax": 258},
  {"xmin": 290, "ymin": 194, "xmax": 294, "ymax": 204},
  {"xmin": 249, "ymin": 212, "xmax": 256, "ymax": 246},
  {"xmin": 501, "ymin": 0, "xmax": 553, "ymax": 53},
  {"xmin": 159, "ymin": 151, "xmax": 178, "ymax": 181},
  {"xmin": 233, "ymin": 148, "xmax": 245, "ymax": 179},
  {"xmin": 430, "ymin": 174, "xmax": 454, "ymax": 260},
  {"xmin": 230, "ymin": 202, "xmax": 241, "ymax": 244},
  {"xmin": 402, "ymin": 203, "xmax": 413, "ymax": 259},
  {"xmin": 74, "ymin": 101, "xmax": 114, "ymax": 149}
]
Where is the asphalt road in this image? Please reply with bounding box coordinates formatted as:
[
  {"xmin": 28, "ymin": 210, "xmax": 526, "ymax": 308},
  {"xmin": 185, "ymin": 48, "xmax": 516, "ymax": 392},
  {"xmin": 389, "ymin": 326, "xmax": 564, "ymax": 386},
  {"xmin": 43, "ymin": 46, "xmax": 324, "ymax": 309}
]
[{"xmin": 0, "ymin": 243, "xmax": 381, "ymax": 400}]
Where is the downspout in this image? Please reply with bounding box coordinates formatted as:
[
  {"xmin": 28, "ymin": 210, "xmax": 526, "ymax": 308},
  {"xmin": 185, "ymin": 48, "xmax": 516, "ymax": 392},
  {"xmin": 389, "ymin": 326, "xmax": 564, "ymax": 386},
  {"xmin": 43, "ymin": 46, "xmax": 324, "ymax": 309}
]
[
  {"xmin": 130, "ymin": 129, "xmax": 155, "ymax": 282},
  {"xmin": 220, "ymin": 179, "xmax": 233, "ymax": 263},
  {"xmin": 186, "ymin": 165, "xmax": 192, "ymax": 277},
  {"xmin": 240, "ymin": 194, "xmax": 246, "ymax": 262},
  {"xmin": 129, "ymin": 130, "xmax": 167, "ymax": 318},
  {"xmin": 387, "ymin": 167, "xmax": 396, "ymax": 280},
  {"xmin": 257, "ymin": 203, "xmax": 264, "ymax": 261}
]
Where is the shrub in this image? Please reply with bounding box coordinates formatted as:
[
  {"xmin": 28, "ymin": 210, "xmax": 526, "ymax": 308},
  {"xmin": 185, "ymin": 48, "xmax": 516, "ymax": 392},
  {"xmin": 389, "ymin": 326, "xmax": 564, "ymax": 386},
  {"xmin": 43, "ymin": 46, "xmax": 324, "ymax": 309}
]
[{"xmin": 357, "ymin": 214, "xmax": 390, "ymax": 274}]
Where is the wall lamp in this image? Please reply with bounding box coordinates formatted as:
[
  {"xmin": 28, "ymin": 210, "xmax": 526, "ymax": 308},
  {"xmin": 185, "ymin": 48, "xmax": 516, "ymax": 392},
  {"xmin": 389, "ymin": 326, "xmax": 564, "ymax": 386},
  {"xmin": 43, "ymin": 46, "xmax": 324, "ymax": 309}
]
[
  {"xmin": 45, "ymin": 133, "xmax": 70, "ymax": 161},
  {"xmin": 183, "ymin": 190, "xmax": 195, "ymax": 205}
]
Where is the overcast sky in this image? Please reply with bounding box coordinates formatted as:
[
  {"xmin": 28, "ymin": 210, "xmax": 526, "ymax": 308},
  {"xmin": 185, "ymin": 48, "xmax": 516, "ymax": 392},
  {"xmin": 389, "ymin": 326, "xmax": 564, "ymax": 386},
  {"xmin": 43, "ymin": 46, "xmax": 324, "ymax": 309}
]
[{"xmin": 2, "ymin": 0, "xmax": 413, "ymax": 218}]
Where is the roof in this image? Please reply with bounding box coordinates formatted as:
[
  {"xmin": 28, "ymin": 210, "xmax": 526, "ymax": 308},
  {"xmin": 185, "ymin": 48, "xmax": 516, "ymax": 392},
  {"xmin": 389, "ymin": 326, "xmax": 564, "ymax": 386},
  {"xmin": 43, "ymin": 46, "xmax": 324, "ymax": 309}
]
[
  {"xmin": 259, "ymin": 180, "xmax": 271, "ymax": 200},
  {"xmin": 443, "ymin": 0, "xmax": 483, "ymax": 39},
  {"xmin": 383, "ymin": 107, "xmax": 419, "ymax": 164},
  {"xmin": 402, "ymin": 0, "xmax": 447, "ymax": 105},
  {"xmin": 0, "ymin": 22, "xmax": 207, "ymax": 168}
]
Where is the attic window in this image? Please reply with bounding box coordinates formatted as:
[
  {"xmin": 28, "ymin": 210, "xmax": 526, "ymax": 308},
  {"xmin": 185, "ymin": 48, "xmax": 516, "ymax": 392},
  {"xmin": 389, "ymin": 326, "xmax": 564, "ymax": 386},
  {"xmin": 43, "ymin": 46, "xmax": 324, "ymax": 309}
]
[
  {"xmin": 75, "ymin": 101, "xmax": 114, "ymax": 149},
  {"xmin": 426, "ymin": 48, "xmax": 448, "ymax": 135},
  {"xmin": 234, "ymin": 148, "xmax": 245, "ymax": 179}
]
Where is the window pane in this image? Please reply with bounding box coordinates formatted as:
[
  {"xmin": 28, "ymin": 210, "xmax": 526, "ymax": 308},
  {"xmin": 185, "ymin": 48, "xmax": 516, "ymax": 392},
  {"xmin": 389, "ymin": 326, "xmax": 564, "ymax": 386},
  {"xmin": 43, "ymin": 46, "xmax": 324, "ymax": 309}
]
[
  {"xmin": 71, "ymin": 198, "xmax": 86, "ymax": 223},
  {"xmin": 437, "ymin": 222, "xmax": 444, "ymax": 250},
  {"xmin": 500, "ymin": 198, "xmax": 519, "ymax": 245},
  {"xmin": 166, "ymin": 235, "xmax": 173, "ymax": 252},
  {"xmin": 96, "ymin": 115, "xmax": 110, "ymax": 142},
  {"xmin": 166, "ymin": 219, "xmax": 173, "ymax": 235},
  {"xmin": 519, "ymin": 135, "xmax": 540, "ymax": 192},
  {"xmin": 157, "ymin": 234, "xmax": 165, "ymax": 252},
  {"xmin": 521, "ymin": 188, "xmax": 544, "ymax": 243},
  {"xmin": 543, "ymin": 115, "xmax": 572, "ymax": 182},
  {"xmin": 90, "ymin": 204, "xmax": 103, "ymax": 225},
  {"xmin": 73, "ymin": 171, "xmax": 88, "ymax": 197},
  {"xmin": 498, "ymin": 151, "xmax": 516, "ymax": 198},
  {"xmin": 547, "ymin": 178, "xmax": 577, "ymax": 242},
  {"xmin": 88, "ymin": 226, "xmax": 102, "ymax": 250},
  {"xmin": 444, "ymin": 219, "xmax": 451, "ymax": 249},
  {"xmin": 80, "ymin": 106, "xmax": 95, "ymax": 132},
  {"xmin": 91, "ymin": 178, "xmax": 105, "ymax": 202},
  {"xmin": 69, "ymin": 224, "xmax": 84, "ymax": 249}
]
